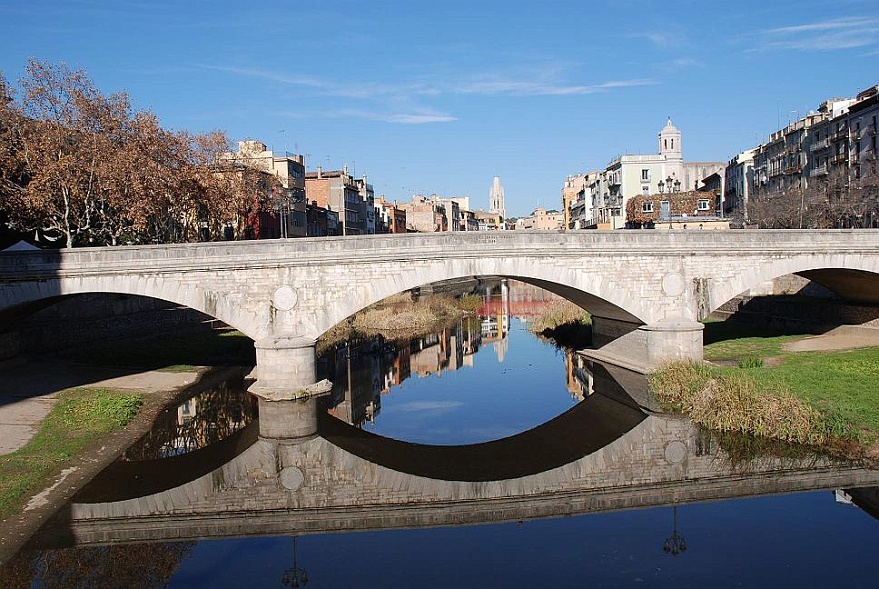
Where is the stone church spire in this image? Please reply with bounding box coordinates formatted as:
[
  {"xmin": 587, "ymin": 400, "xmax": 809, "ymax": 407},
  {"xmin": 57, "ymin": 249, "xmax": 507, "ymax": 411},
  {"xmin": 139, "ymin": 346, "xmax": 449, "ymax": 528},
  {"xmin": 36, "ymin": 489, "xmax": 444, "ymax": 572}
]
[{"xmin": 489, "ymin": 176, "xmax": 506, "ymax": 222}]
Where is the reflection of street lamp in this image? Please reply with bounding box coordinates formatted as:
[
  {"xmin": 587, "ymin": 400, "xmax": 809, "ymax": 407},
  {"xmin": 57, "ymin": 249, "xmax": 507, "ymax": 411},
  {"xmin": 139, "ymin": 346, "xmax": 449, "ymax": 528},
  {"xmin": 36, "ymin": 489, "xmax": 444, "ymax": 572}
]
[
  {"xmin": 663, "ymin": 506, "xmax": 687, "ymax": 556},
  {"xmin": 282, "ymin": 537, "xmax": 308, "ymax": 587}
]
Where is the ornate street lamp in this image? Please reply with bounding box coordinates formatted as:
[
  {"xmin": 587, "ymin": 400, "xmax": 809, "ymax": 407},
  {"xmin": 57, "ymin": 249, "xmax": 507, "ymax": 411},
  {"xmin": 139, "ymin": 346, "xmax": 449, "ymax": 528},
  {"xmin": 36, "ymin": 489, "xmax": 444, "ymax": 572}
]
[
  {"xmin": 282, "ymin": 537, "xmax": 308, "ymax": 587},
  {"xmin": 663, "ymin": 506, "xmax": 687, "ymax": 556},
  {"xmin": 658, "ymin": 180, "xmax": 665, "ymax": 194}
]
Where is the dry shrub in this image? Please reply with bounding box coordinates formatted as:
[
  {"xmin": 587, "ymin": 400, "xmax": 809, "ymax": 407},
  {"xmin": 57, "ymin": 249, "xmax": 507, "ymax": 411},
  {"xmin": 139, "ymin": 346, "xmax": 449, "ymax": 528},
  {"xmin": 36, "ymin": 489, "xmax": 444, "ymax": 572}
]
[
  {"xmin": 529, "ymin": 300, "xmax": 591, "ymax": 333},
  {"xmin": 650, "ymin": 361, "xmax": 827, "ymax": 445}
]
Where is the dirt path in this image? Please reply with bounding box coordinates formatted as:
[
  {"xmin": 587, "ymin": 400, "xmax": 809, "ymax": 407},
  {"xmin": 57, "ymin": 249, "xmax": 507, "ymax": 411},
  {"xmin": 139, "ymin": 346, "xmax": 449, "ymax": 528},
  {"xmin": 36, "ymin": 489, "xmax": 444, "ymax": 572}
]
[
  {"xmin": 0, "ymin": 359, "xmax": 200, "ymax": 455},
  {"xmin": 0, "ymin": 362, "xmax": 240, "ymax": 567},
  {"xmin": 783, "ymin": 328, "xmax": 879, "ymax": 353}
]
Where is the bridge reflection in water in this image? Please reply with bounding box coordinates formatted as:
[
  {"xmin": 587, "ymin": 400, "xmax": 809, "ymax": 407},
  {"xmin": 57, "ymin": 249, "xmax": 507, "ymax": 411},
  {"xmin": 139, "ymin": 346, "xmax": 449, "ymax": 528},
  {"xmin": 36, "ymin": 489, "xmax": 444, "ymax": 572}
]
[{"xmin": 27, "ymin": 355, "xmax": 879, "ymax": 551}]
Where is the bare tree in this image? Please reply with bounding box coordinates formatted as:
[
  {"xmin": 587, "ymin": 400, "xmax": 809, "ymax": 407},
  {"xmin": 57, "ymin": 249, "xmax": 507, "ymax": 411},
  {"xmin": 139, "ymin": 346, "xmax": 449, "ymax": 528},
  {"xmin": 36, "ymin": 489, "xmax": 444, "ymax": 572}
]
[{"xmin": 0, "ymin": 59, "xmax": 258, "ymax": 246}]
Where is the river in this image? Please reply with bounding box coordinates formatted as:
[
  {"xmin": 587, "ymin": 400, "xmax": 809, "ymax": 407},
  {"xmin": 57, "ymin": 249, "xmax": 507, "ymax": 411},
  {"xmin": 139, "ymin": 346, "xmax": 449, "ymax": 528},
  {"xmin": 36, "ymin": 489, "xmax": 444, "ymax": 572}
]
[{"xmin": 2, "ymin": 280, "xmax": 878, "ymax": 587}]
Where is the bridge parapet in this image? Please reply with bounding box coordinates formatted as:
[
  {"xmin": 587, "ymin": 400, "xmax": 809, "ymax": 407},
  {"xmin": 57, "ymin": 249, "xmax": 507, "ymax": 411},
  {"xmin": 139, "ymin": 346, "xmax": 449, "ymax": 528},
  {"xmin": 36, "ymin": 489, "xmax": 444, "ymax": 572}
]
[{"xmin": 2, "ymin": 230, "xmax": 879, "ymax": 377}]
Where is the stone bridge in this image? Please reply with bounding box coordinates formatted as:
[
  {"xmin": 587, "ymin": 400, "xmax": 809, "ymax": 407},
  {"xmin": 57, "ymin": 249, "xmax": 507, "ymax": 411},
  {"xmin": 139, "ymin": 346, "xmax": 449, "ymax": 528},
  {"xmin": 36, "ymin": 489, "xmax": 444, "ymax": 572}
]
[
  {"xmin": 2, "ymin": 230, "xmax": 879, "ymax": 400},
  {"xmin": 31, "ymin": 402, "xmax": 879, "ymax": 549}
]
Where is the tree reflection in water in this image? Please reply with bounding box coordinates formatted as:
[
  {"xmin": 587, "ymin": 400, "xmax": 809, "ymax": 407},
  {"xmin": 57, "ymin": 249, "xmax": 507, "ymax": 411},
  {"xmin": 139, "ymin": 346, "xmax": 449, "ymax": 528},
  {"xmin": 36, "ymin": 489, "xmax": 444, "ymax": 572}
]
[
  {"xmin": 122, "ymin": 375, "xmax": 257, "ymax": 461},
  {"xmin": 1, "ymin": 542, "xmax": 195, "ymax": 589}
]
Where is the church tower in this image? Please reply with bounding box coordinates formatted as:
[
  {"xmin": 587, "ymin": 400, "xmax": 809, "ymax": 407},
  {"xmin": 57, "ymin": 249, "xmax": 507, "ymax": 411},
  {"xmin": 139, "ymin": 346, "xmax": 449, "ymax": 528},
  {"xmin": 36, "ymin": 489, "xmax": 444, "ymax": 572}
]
[
  {"xmin": 658, "ymin": 118, "xmax": 684, "ymax": 189},
  {"xmin": 489, "ymin": 176, "xmax": 506, "ymax": 222},
  {"xmin": 658, "ymin": 118, "xmax": 682, "ymax": 160}
]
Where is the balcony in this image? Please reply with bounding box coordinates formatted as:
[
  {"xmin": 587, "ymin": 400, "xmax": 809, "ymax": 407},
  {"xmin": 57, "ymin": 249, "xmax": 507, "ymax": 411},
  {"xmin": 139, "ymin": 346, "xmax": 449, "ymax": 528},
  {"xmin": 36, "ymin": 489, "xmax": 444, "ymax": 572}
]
[
  {"xmin": 810, "ymin": 138, "xmax": 830, "ymax": 152},
  {"xmin": 831, "ymin": 128, "xmax": 848, "ymax": 142},
  {"xmin": 830, "ymin": 154, "xmax": 847, "ymax": 165},
  {"xmin": 783, "ymin": 165, "xmax": 802, "ymax": 175},
  {"xmin": 810, "ymin": 164, "xmax": 828, "ymax": 177}
]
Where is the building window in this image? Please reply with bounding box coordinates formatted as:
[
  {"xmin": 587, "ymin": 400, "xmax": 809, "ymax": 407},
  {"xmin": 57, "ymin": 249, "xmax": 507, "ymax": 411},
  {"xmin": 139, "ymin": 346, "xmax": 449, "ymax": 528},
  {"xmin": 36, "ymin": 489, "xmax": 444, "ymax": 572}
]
[
  {"xmin": 642, "ymin": 201, "xmax": 654, "ymax": 213},
  {"xmin": 641, "ymin": 169, "xmax": 650, "ymax": 181},
  {"xmin": 697, "ymin": 199, "xmax": 710, "ymax": 211}
]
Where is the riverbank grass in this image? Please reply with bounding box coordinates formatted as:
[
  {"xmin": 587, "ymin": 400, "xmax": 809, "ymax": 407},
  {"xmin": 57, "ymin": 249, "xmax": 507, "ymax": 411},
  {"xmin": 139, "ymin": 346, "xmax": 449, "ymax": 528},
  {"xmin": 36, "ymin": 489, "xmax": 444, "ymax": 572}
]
[
  {"xmin": 0, "ymin": 388, "xmax": 142, "ymax": 521},
  {"xmin": 650, "ymin": 346, "xmax": 879, "ymax": 453}
]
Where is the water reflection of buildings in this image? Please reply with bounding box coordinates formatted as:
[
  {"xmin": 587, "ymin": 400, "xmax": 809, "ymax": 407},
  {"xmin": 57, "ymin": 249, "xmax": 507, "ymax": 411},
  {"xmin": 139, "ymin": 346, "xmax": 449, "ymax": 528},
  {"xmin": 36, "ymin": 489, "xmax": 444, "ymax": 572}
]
[
  {"xmin": 479, "ymin": 279, "xmax": 509, "ymax": 363},
  {"xmin": 565, "ymin": 351, "xmax": 593, "ymax": 402},
  {"xmin": 319, "ymin": 320, "xmax": 483, "ymax": 429},
  {"xmin": 319, "ymin": 279, "xmax": 585, "ymax": 429}
]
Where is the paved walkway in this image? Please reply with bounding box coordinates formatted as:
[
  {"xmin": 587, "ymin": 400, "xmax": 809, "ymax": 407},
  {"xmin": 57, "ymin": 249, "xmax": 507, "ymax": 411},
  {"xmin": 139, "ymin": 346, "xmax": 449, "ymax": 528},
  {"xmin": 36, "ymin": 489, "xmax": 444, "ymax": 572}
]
[{"xmin": 0, "ymin": 359, "xmax": 199, "ymax": 455}]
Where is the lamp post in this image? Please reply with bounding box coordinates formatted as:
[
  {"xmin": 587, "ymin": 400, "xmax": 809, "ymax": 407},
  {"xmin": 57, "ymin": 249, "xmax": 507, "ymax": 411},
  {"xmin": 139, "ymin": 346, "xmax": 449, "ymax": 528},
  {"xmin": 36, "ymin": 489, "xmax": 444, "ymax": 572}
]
[
  {"xmin": 663, "ymin": 506, "xmax": 687, "ymax": 556},
  {"xmin": 282, "ymin": 537, "xmax": 308, "ymax": 587},
  {"xmin": 275, "ymin": 189, "xmax": 290, "ymax": 239}
]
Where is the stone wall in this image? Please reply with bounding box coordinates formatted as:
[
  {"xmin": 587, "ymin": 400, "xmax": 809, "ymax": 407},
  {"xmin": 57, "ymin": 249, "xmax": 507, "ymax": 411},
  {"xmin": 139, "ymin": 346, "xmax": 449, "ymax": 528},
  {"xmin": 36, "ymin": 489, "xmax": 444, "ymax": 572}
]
[
  {"xmin": 0, "ymin": 294, "xmax": 216, "ymax": 361},
  {"xmin": 714, "ymin": 293, "xmax": 879, "ymax": 329}
]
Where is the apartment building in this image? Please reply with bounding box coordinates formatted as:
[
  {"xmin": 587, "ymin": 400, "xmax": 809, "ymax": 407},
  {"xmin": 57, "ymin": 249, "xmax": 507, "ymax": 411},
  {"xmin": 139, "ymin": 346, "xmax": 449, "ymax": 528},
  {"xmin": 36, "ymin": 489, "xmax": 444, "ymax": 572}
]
[
  {"xmin": 374, "ymin": 197, "xmax": 408, "ymax": 233},
  {"xmin": 305, "ymin": 166, "xmax": 371, "ymax": 236},
  {"xmin": 220, "ymin": 140, "xmax": 308, "ymax": 237}
]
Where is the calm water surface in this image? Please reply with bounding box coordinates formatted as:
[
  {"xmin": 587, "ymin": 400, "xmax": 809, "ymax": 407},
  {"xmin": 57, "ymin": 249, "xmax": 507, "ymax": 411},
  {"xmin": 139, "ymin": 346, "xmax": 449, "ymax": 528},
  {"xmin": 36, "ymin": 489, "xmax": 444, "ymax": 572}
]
[{"xmin": 3, "ymin": 287, "xmax": 879, "ymax": 587}]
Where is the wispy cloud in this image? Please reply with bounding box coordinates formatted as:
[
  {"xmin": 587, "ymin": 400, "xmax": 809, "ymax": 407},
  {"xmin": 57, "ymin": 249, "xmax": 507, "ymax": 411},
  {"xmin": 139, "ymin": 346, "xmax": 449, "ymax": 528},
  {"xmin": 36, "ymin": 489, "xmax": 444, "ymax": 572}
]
[
  {"xmin": 454, "ymin": 77, "xmax": 654, "ymax": 96},
  {"xmin": 761, "ymin": 16, "xmax": 879, "ymax": 51},
  {"xmin": 658, "ymin": 57, "xmax": 705, "ymax": 72},
  {"xmin": 202, "ymin": 63, "xmax": 652, "ymax": 124},
  {"xmin": 327, "ymin": 108, "xmax": 457, "ymax": 124},
  {"xmin": 391, "ymin": 401, "xmax": 465, "ymax": 412},
  {"xmin": 200, "ymin": 64, "xmax": 329, "ymax": 90}
]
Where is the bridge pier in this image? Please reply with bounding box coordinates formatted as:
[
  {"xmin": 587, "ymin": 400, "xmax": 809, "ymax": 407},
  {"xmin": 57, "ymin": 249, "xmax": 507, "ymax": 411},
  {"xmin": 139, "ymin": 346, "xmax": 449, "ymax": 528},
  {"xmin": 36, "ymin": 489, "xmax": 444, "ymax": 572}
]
[
  {"xmin": 587, "ymin": 316, "xmax": 704, "ymax": 373},
  {"xmin": 247, "ymin": 337, "xmax": 331, "ymax": 440}
]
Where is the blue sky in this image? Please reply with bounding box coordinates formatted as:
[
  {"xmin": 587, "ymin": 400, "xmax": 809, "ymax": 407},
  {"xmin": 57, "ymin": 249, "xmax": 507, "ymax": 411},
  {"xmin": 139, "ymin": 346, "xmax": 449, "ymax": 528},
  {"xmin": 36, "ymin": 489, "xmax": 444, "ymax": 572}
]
[{"xmin": 2, "ymin": 0, "xmax": 878, "ymax": 217}]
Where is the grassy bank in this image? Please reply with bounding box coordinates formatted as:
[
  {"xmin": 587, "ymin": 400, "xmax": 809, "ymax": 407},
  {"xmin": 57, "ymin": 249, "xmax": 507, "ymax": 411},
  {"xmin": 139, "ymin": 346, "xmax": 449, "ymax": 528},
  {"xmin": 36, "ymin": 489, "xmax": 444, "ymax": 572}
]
[
  {"xmin": 0, "ymin": 388, "xmax": 142, "ymax": 521},
  {"xmin": 650, "ymin": 322, "xmax": 879, "ymax": 459}
]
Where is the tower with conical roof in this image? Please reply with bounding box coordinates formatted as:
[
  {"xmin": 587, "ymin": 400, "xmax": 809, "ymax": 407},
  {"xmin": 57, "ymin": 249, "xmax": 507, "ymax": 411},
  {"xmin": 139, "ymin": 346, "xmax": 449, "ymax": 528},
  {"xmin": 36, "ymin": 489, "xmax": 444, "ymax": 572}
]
[{"xmin": 489, "ymin": 176, "xmax": 506, "ymax": 222}]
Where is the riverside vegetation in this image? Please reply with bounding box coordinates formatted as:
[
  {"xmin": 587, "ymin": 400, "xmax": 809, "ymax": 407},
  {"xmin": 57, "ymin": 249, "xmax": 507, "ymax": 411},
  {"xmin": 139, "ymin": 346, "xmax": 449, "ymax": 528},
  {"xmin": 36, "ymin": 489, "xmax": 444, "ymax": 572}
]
[
  {"xmin": 0, "ymin": 388, "xmax": 142, "ymax": 520},
  {"xmin": 317, "ymin": 292, "xmax": 482, "ymax": 353},
  {"xmin": 649, "ymin": 321, "xmax": 879, "ymax": 462}
]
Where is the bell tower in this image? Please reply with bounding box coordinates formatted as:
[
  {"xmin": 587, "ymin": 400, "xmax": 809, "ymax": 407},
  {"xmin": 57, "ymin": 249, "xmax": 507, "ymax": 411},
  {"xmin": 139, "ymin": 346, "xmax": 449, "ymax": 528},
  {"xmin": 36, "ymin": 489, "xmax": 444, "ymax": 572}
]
[{"xmin": 658, "ymin": 118, "xmax": 682, "ymax": 161}]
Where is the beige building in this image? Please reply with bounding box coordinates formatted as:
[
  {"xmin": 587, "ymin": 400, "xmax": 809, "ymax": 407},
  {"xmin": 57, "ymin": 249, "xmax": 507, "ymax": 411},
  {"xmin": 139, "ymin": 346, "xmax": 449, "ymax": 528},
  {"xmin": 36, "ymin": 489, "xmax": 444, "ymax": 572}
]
[
  {"xmin": 220, "ymin": 140, "xmax": 308, "ymax": 237},
  {"xmin": 397, "ymin": 196, "xmax": 448, "ymax": 232},
  {"xmin": 515, "ymin": 207, "xmax": 565, "ymax": 230}
]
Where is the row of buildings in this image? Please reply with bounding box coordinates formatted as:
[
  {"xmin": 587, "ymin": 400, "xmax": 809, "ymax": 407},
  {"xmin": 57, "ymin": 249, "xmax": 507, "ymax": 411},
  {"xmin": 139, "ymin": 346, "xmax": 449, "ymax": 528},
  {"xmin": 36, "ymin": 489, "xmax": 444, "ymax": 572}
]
[
  {"xmin": 562, "ymin": 82, "xmax": 879, "ymax": 230},
  {"xmin": 219, "ymin": 141, "xmax": 510, "ymax": 239}
]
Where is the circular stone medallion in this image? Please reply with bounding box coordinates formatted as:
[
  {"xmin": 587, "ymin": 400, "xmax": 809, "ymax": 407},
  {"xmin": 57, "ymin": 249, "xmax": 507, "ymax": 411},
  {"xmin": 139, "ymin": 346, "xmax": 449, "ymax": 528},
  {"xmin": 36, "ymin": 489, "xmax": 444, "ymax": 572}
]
[
  {"xmin": 280, "ymin": 466, "xmax": 305, "ymax": 490},
  {"xmin": 272, "ymin": 285, "xmax": 298, "ymax": 311},
  {"xmin": 661, "ymin": 272, "xmax": 686, "ymax": 297},
  {"xmin": 664, "ymin": 440, "xmax": 687, "ymax": 464}
]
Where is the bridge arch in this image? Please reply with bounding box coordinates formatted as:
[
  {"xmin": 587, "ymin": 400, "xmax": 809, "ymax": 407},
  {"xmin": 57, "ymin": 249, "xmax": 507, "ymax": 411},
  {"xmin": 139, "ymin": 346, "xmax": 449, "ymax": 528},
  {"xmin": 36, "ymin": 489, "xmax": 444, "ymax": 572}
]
[
  {"xmin": 710, "ymin": 254, "xmax": 879, "ymax": 316},
  {"xmin": 311, "ymin": 258, "xmax": 647, "ymax": 340},
  {"xmin": 0, "ymin": 274, "xmax": 266, "ymax": 341}
]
